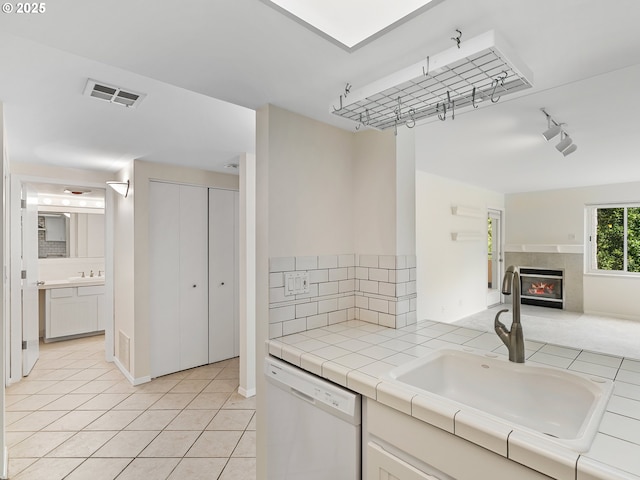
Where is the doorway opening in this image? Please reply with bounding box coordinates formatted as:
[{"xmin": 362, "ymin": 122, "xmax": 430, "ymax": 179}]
[{"xmin": 487, "ymin": 209, "xmax": 503, "ymax": 307}]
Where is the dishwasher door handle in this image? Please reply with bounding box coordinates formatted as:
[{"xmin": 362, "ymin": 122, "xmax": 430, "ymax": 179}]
[{"xmin": 290, "ymin": 387, "xmax": 315, "ymax": 404}]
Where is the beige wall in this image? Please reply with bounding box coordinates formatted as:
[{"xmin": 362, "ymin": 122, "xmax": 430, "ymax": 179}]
[
  {"xmin": 268, "ymin": 106, "xmax": 355, "ymax": 257},
  {"xmin": 114, "ymin": 160, "xmax": 238, "ymax": 381},
  {"xmin": 416, "ymin": 171, "xmax": 504, "ymax": 322}
]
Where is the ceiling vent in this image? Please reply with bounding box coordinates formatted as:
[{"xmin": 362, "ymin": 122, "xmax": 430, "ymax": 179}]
[
  {"xmin": 83, "ymin": 79, "xmax": 146, "ymax": 108},
  {"xmin": 331, "ymin": 30, "xmax": 533, "ymax": 131}
]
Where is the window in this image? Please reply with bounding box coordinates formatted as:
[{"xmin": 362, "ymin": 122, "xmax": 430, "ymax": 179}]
[{"xmin": 587, "ymin": 204, "xmax": 640, "ymax": 274}]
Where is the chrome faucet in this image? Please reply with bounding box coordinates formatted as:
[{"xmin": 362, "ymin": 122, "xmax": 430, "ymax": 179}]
[{"xmin": 494, "ymin": 265, "xmax": 525, "ymax": 363}]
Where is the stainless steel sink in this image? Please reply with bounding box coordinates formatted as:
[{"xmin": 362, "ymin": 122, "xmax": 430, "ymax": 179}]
[{"xmin": 383, "ymin": 347, "xmax": 613, "ymax": 452}]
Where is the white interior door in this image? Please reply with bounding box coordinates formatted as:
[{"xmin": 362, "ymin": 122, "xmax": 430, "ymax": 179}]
[
  {"xmin": 487, "ymin": 209, "xmax": 503, "ymax": 307},
  {"xmin": 22, "ymin": 184, "xmax": 39, "ymax": 375},
  {"xmin": 208, "ymin": 188, "xmax": 239, "ymax": 363}
]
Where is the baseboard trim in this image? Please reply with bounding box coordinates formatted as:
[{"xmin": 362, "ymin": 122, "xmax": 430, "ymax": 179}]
[
  {"xmin": 113, "ymin": 356, "xmax": 151, "ymax": 386},
  {"xmin": 583, "ymin": 309, "xmax": 640, "ymax": 322},
  {"xmin": 1, "ymin": 446, "xmax": 8, "ymax": 480},
  {"xmin": 238, "ymin": 386, "xmax": 256, "ymax": 398}
]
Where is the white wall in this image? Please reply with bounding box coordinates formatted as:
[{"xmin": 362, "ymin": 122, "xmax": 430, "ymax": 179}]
[
  {"xmin": 505, "ymin": 181, "xmax": 640, "ymax": 319},
  {"xmin": 416, "ymin": 172, "xmax": 504, "ymax": 322},
  {"xmin": 1, "ymin": 102, "xmax": 9, "ymax": 479}
]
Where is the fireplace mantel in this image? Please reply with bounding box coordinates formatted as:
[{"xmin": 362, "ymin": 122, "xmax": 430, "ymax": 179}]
[{"xmin": 504, "ymin": 244, "xmax": 583, "ymax": 254}]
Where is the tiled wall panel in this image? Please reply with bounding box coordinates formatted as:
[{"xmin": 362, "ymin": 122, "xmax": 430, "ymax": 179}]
[{"xmin": 268, "ymin": 253, "xmax": 418, "ymax": 338}]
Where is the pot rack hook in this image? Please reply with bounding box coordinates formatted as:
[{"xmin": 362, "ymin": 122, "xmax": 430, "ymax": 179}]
[
  {"xmin": 406, "ymin": 108, "xmax": 416, "ymax": 129},
  {"xmin": 451, "ymin": 99, "xmax": 455, "ymax": 120},
  {"xmin": 332, "ymin": 94, "xmax": 343, "ymax": 112},
  {"xmin": 490, "ymin": 70, "xmax": 508, "ymax": 103},
  {"xmin": 355, "ymin": 112, "xmax": 363, "ymax": 131},
  {"xmin": 422, "ymin": 56, "xmax": 430, "ymax": 76},
  {"xmin": 332, "ymin": 82, "xmax": 352, "ymax": 112},
  {"xmin": 395, "ymin": 96, "xmax": 403, "ymax": 121},
  {"xmin": 451, "ymin": 29, "xmax": 462, "ymax": 49},
  {"xmin": 472, "ymin": 86, "xmax": 479, "ymax": 109},
  {"xmin": 437, "ymin": 102, "xmax": 447, "ymax": 121}
]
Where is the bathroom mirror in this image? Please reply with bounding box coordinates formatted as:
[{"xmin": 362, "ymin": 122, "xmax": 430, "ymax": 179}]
[{"xmin": 38, "ymin": 211, "xmax": 104, "ymax": 258}]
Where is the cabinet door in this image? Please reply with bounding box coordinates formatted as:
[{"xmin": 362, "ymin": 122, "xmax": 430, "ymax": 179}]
[
  {"xmin": 208, "ymin": 188, "xmax": 239, "ymax": 363},
  {"xmin": 49, "ymin": 291, "xmax": 98, "ymax": 338},
  {"xmin": 178, "ymin": 184, "xmax": 209, "ymax": 371},
  {"xmin": 367, "ymin": 442, "xmax": 438, "ymax": 480},
  {"xmin": 149, "ymin": 181, "xmax": 181, "ymax": 377}
]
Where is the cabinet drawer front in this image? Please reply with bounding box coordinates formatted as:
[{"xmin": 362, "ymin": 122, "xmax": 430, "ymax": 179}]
[
  {"xmin": 77, "ymin": 286, "xmax": 105, "ymax": 296},
  {"xmin": 367, "ymin": 442, "xmax": 438, "ymax": 480},
  {"xmin": 50, "ymin": 288, "xmax": 75, "ymax": 298}
]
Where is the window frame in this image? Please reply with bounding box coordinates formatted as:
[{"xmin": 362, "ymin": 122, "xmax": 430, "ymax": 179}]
[{"xmin": 586, "ymin": 202, "xmax": 640, "ymax": 276}]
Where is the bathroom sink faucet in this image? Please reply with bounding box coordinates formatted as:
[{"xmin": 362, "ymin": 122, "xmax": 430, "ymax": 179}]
[{"xmin": 494, "ymin": 265, "xmax": 525, "ymax": 363}]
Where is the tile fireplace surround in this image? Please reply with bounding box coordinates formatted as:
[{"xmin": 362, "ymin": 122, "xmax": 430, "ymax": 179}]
[{"xmin": 504, "ymin": 252, "xmax": 583, "ymax": 312}]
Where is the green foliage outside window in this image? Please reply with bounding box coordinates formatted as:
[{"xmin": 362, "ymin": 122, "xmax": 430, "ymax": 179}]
[{"xmin": 595, "ymin": 207, "xmax": 640, "ymax": 272}]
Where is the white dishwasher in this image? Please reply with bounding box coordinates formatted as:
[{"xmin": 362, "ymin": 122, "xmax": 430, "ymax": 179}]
[{"xmin": 265, "ymin": 356, "xmax": 361, "ymax": 480}]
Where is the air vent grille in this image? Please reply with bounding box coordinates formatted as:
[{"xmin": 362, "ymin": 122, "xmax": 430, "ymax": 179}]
[{"xmin": 84, "ymin": 79, "xmax": 146, "ymax": 108}]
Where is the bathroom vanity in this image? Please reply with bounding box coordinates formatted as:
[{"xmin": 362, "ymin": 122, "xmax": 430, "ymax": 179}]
[
  {"xmin": 39, "ymin": 278, "xmax": 105, "ymax": 342},
  {"xmin": 267, "ymin": 320, "xmax": 640, "ymax": 480}
]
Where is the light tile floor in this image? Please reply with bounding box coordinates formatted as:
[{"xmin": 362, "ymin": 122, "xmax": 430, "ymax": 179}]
[
  {"xmin": 5, "ymin": 335, "xmax": 256, "ymax": 480},
  {"xmin": 453, "ymin": 304, "xmax": 640, "ymax": 359}
]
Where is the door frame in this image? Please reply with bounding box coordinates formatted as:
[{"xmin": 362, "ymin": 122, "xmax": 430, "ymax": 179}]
[
  {"xmin": 487, "ymin": 208, "xmax": 504, "ymax": 307},
  {"xmin": 7, "ymin": 174, "xmax": 112, "ymax": 385}
]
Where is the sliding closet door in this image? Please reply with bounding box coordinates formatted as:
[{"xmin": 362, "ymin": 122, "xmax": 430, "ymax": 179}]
[
  {"xmin": 208, "ymin": 188, "xmax": 239, "ymax": 363},
  {"xmin": 150, "ymin": 181, "xmax": 209, "ymax": 377}
]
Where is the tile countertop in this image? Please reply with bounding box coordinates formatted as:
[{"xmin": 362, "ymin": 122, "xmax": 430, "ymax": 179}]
[
  {"xmin": 38, "ymin": 278, "xmax": 106, "ymax": 289},
  {"xmin": 266, "ymin": 319, "xmax": 640, "ymax": 480}
]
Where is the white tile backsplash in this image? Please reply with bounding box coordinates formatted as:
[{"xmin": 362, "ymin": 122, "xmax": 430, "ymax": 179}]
[
  {"xmin": 268, "ymin": 253, "xmax": 418, "ymax": 337},
  {"xmin": 295, "ymin": 256, "xmax": 318, "ymax": 270},
  {"xmin": 318, "ymin": 255, "xmax": 338, "ymax": 269}
]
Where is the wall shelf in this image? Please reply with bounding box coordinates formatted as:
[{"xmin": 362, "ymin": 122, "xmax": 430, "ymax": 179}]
[
  {"xmin": 451, "ymin": 205, "xmax": 483, "ymax": 218},
  {"xmin": 451, "ymin": 232, "xmax": 483, "ymax": 241}
]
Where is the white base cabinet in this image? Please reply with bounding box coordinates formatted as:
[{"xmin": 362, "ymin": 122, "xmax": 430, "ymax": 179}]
[
  {"xmin": 45, "ymin": 285, "xmax": 105, "ymax": 341},
  {"xmin": 365, "ymin": 399, "xmax": 552, "ymax": 480}
]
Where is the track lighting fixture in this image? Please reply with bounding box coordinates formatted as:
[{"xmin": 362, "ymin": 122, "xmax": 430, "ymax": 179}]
[{"xmin": 540, "ymin": 108, "xmax": 577, "ymax": 157}]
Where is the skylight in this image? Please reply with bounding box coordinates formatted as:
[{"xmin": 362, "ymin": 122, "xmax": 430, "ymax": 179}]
[{"xmin": 265, "ymin": 0, "xmax": 443, "ymax": 50}]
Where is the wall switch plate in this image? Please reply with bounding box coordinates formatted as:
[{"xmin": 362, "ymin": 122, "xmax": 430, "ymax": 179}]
[{"xmin": 284, "ymin": 271, "xmax": 309, "ymax": 296}]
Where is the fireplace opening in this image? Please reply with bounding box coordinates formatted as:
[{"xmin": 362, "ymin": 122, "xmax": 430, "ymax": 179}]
[{"xmin": 519, "ymin": 267, "xmax": 564, "ymax": 309}]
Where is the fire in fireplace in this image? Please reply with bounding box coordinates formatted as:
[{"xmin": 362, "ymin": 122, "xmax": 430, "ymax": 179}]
[{"xmin": 519, "ymin": 268, "xmax": 564, "ymax": 309}]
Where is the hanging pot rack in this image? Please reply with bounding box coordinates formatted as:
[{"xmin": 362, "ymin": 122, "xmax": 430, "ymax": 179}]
[{"xmin": 331, "ymin": 30, "xmax": 534, "ymax": 132}]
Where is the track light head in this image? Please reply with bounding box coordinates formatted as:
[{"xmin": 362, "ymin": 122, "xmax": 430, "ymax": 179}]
[
  {"xmin": 555, "ymin": 133, "xmax": 573, "ymax": 153},
  {"xmin": 542, "ymin": 124, "xmax": 562, "ymax": 141},
  {"xmin": 562, "ymin": 144, "xmax": 578, "ymax": 156}
]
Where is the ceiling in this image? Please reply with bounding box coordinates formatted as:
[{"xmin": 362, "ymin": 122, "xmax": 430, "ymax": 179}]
[{"xmin": 0, "ymin": 0, "xmax": 639, "ymax": 192}]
